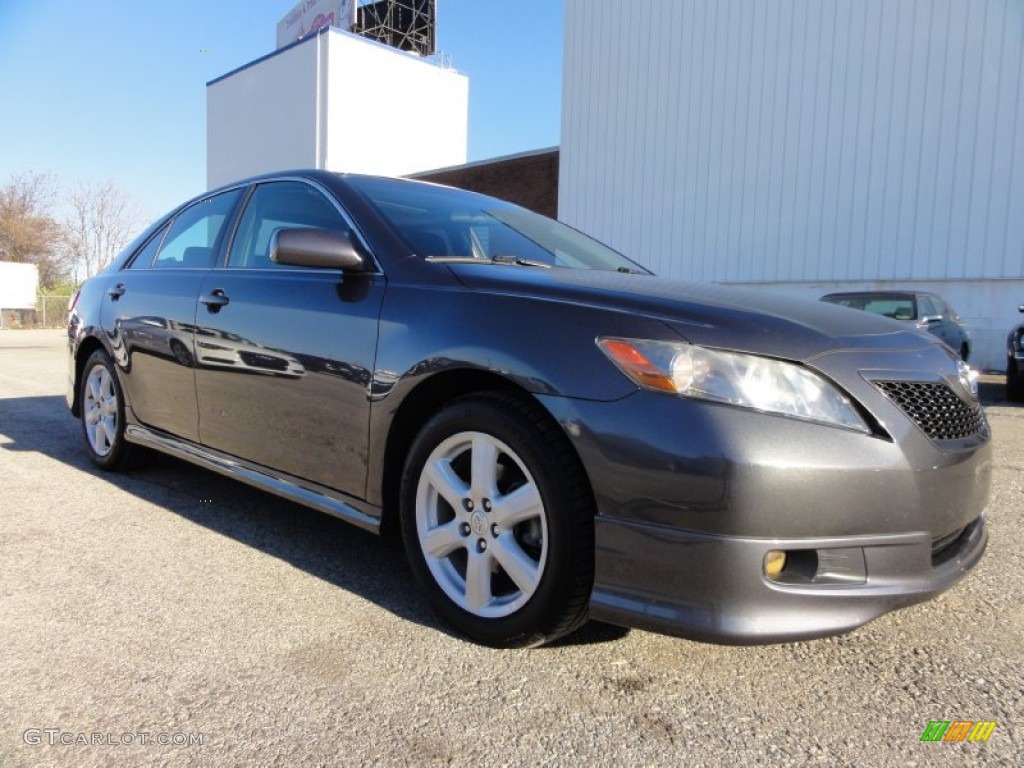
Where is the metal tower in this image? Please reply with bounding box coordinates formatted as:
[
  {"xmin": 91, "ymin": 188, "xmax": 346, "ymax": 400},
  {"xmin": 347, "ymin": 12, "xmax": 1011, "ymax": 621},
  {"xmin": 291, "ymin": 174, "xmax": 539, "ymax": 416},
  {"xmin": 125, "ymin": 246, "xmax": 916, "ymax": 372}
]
[{"xmin": 355, "ymin": 0, "xmax": 436, "ymax": 56}]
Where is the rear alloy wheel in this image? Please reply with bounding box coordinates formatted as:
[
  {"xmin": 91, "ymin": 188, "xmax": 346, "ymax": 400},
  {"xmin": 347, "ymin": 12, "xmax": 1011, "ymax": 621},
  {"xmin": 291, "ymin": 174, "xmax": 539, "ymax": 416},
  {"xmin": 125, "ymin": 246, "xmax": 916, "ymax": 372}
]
[
  {"xmin": 80, "ymin": 350, "xmax": 148, "ymax": 470},
  {"xmin": 400, "ymin": 393, "xmax": 594, "ymax": 647},
  {"xmin": 1008, "ymin": 358, "xmax": 1024, "ymax": 402}
]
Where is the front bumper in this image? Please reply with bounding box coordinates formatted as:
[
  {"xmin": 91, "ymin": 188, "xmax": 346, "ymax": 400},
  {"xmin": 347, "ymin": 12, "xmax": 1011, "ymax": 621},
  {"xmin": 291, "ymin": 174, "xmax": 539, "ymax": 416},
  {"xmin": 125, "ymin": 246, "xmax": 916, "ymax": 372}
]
[
  {"xmin": 588, "ymin": 513, "xmax": 987, "ymax": 644},
  {"xmin": 537, "ymin": 343, "xmax": 992, "ymax": 643}
]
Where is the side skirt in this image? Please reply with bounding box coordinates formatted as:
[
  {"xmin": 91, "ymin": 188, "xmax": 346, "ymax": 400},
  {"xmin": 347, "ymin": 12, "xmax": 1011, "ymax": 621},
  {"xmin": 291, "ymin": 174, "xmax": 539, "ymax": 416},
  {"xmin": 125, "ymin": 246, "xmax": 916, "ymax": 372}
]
[{"xmin": 125, "ymin": 424, "xmax": 382, "ymax": 533}]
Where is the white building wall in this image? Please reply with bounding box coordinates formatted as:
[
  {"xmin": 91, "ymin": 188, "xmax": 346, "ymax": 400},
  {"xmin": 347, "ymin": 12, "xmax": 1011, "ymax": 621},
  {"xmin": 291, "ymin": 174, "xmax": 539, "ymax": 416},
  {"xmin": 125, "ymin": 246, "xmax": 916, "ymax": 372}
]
[
  {"xmin": 207, "ymin": 29, "xmax": 468, "ymax": 188},
  {"xmin": 207, "ymin": 41, "xmax": 320, "ymax": 188},
  {"xmin": 324, "ymin": 33, "xmax": 468, "ymax": 176},
  {"xmin": 560, "ymin": 0, "xmax": 1024, "ymax": 371}
]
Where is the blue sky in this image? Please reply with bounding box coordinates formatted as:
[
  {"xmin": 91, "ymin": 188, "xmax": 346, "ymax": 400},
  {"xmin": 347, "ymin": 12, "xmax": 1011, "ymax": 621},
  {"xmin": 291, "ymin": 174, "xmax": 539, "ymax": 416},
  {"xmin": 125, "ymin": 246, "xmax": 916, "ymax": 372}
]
[{"xmin": 0, "ymin": 0, "xmax": 563, "ymax": 219}]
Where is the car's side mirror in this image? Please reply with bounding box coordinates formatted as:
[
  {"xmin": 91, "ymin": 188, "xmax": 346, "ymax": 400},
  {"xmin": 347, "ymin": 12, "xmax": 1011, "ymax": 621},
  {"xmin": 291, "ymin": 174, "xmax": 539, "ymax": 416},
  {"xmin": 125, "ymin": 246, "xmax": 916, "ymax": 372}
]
[
  {"xmin": 1018, "ymin": 304, "xmax": 1024, "ymax": 313},
  {"xmin": 918, "ymin": 315, "xmax": 942, "ymax": 326},
  {"xmin": 270, "ymin": 228, "xmax": 368, "ymax": 272}
]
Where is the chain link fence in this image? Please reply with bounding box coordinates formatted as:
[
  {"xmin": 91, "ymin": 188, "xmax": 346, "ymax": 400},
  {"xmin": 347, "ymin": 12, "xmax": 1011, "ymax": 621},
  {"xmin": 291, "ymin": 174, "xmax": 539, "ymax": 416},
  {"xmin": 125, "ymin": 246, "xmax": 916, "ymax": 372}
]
[
  {"xmin": 38, "ymin": 294, "xmax": 74, "ymax": 328},
  {"xmin": 0, "ymin": 294, "xmax": 74, "ymax": 329}
]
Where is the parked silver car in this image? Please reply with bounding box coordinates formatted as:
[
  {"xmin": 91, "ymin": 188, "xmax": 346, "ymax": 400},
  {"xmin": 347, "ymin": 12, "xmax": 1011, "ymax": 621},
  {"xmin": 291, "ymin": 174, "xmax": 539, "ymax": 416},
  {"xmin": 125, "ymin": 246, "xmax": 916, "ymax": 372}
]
[{"xmin": 820, "ymin": 291, "xmax": 972, "ymax": 362}]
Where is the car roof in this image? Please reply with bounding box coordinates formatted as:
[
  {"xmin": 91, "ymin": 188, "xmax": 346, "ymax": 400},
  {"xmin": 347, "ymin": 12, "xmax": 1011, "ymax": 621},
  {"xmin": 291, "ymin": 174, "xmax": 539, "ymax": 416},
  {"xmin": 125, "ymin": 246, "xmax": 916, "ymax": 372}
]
[
  {"xmin": 199, "ymin": 168, "xmax": 455, "ymax": 201},
  {"xmin": 822, "ymin": 291, "xmax": 919, "ymax": 299}
]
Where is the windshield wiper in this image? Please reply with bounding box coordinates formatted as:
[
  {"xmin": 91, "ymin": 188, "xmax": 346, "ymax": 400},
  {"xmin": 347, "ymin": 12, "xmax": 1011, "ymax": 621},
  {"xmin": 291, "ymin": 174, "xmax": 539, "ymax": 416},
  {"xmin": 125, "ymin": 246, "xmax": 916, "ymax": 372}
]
[
  {"xmin": 490, "ymin": 254, "xmax": 552, "ymax": 268},
  {"xmin": 424, "ymin": 255, "xmax": 553, "ymax": 268}
]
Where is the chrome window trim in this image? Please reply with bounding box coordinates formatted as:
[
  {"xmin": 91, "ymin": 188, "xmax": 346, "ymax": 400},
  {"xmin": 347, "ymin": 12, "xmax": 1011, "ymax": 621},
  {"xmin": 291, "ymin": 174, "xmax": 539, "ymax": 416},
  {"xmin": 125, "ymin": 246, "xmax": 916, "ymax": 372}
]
[{"xmin": 124, "ymin": 182, "xmax": 249, "ymax": 271}]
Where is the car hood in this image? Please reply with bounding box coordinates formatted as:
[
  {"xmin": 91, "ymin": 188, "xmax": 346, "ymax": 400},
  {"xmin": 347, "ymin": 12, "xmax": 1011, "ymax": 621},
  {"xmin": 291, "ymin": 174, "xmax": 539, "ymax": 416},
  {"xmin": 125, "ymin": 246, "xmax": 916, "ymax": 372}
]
[{"xmin": 447, "ymin": 265, "xmax": 937, "ymax": 362}]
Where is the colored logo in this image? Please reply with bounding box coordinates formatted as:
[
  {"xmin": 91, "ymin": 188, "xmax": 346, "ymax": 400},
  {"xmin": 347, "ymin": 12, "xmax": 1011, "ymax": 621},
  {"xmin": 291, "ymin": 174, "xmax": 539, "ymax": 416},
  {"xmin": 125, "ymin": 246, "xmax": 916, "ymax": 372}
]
[{"xmin": 920, "ymin": 720, "xmax": 996, "ymax": 742}]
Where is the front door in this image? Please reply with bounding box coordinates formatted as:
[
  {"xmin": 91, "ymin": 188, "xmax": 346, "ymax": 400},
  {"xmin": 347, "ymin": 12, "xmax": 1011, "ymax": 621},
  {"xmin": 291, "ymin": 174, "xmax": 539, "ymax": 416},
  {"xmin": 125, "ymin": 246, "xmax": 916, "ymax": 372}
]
[{"xmin": 194, "ymin": 180, "xmax": 385, "ymax": 498}]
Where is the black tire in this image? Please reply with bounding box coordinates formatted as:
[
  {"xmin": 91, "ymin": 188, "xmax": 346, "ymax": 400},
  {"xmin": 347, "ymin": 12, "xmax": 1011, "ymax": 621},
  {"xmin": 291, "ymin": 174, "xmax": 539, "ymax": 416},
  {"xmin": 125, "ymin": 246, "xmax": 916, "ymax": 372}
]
[
  {"xmin": 399, "ymin": 392, "xmax": 594, "ymax": 648},
  {"xmin": 1007, "ymin": 358, "xmax": 1024, "ymax": 402},
  {"xmin": 79, "ymin": 349, "xmax": 150, "ymax": 471}
]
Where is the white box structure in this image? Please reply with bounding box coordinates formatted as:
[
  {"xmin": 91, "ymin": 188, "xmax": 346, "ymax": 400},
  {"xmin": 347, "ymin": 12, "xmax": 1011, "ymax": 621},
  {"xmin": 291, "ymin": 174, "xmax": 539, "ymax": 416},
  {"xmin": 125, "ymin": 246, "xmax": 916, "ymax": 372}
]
[
  {"xmin": 207, "ymin": 27, "xmax": 468, "ymax": 188},
  {"xmin": 0, "ymin": 262, "xmax": 38, "ymax": 310}
]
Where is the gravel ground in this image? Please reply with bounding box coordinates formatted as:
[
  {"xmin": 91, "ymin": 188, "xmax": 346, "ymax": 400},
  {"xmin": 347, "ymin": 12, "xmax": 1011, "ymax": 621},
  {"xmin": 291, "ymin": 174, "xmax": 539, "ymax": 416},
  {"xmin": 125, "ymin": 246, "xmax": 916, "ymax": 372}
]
[{"xmin": 1, "ymin": 329, "xmax": 1021, "ymax": 767}]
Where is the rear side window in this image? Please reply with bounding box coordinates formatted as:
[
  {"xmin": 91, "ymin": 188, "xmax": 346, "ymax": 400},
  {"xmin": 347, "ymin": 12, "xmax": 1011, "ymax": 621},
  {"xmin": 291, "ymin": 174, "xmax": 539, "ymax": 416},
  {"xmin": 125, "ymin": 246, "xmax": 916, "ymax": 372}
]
[
  {"xmin": 127, "ymin": 225, "xmax": 169, "ymax": 269},
  {"xmin": 149, "ymin": 189, "xmax": 242, "ymax": 269},
  {"xmin": 228, "ymin": 181, "xmax": 350, "ymax": 269}
]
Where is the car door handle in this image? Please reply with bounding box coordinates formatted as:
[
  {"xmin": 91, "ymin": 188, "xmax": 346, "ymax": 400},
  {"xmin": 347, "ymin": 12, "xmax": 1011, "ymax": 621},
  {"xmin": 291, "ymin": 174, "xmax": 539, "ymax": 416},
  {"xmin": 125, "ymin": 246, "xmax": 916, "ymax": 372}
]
[
  {"xmin": 200, "ymin": 290, "xmax": 230, "ymax": 312},
  {"xmin": 108, "ymin": 283, "xmax": 126, "ymax": 300}
]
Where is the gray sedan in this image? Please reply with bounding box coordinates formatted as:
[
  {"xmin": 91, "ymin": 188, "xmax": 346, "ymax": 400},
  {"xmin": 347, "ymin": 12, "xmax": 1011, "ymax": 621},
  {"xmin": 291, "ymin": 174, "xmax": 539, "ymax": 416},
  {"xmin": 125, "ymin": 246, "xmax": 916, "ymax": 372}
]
[
  {"xmin": 66, "ymin": 170, "xmax": 990, "ymax": 647},
  {"xmin": 820, "ymin": 290, "xmax": 972, "ymax": 361}
]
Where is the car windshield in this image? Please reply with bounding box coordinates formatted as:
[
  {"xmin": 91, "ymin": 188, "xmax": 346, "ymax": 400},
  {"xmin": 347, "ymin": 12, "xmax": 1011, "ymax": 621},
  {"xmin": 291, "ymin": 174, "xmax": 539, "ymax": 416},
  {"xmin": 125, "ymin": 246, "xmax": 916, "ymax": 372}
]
[
  {"xmin": 823, "ymin": 294, "xmax": 917, "ymax": 321},
  {"xmin": 345, "ymin": 175, "xmax": 649, "ymax": 273}
]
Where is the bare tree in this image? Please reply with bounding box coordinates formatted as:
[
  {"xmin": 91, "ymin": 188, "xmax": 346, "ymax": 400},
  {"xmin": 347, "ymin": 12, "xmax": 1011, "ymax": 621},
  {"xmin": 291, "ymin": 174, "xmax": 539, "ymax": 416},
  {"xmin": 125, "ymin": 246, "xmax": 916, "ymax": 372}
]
[
  {"xmin": 64, "ymin": 179, "xmax": 145, "ymax": 280},
  {"xmin": 0, "ymin": 171, "xmax": 69, "ymax": 287}
]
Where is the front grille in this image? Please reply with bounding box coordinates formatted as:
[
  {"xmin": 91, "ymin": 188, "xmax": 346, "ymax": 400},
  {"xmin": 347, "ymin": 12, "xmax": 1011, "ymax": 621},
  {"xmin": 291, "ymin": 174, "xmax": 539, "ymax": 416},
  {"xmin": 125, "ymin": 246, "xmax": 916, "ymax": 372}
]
[
  {"xmin": 875, "ymin": 380, "xmax": 985, "ymax": 441},
  {"xmin": 238, "ymin": 351, "xmax": 289, "ymax": 372}
]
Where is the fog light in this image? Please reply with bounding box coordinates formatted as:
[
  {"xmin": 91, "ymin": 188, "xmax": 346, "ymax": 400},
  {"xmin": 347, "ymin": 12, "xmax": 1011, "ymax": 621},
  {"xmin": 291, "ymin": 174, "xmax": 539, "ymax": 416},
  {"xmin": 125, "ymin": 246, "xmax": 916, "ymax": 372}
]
[{"xmin": 764, "ymin": 550, "xmax": 787, "ymax": 579}]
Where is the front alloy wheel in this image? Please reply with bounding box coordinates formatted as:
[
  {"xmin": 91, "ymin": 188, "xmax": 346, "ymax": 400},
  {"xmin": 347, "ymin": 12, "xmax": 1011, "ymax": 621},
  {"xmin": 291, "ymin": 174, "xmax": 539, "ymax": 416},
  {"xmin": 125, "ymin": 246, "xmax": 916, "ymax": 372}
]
[
  {"xmin": 401, "ymin": 393, "xmax": 594, "ymax": 647},
  {"xmin": 416, "ymin": 431, "xmax": 548, "ymax": 618}
]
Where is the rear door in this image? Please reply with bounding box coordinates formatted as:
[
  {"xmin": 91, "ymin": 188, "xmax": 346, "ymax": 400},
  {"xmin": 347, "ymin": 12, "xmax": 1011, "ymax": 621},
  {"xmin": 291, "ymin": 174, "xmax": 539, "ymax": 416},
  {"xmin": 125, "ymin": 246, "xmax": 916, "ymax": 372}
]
[
  {"xmin": 194, "ymin": 180, "xmax": 385, "ymax": 498},
  {"xmin": 101, "ymin": 189, "xmax": 243, "ymax": 442}
]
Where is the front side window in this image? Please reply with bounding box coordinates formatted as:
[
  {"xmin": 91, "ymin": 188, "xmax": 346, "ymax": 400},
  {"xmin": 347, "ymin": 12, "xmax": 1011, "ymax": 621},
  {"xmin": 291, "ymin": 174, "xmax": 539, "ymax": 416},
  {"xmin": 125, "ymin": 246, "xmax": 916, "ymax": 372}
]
[
  {"xmin": 228, "ymin": 181, "xmax": 351, "ymax": 269},
  {"xmin": 918, "ymin": 296, "xmax": 940, "ymax": 319},
  {"xmin": 934, "ymin": 298, "xmax": 957, "ymax": 320},
  {"xmin": 152, "ymin": 189, "xmax": 242, "ymax": 269}
]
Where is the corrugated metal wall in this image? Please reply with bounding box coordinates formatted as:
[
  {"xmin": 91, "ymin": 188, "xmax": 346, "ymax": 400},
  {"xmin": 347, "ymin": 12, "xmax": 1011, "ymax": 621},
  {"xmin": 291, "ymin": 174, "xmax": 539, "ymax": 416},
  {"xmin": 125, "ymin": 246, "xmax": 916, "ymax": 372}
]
[{"xmin": 560, "ymin": 0, "xmax": 1024, "ymax": 285}]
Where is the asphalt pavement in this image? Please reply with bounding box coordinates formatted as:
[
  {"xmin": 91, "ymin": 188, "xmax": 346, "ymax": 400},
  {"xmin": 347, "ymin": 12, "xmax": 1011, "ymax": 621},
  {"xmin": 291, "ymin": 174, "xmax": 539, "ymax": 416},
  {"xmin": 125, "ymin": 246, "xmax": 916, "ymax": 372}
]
[{"xmin": 1, "ymin": 329, "xmax": 1021, "ymax": 767}]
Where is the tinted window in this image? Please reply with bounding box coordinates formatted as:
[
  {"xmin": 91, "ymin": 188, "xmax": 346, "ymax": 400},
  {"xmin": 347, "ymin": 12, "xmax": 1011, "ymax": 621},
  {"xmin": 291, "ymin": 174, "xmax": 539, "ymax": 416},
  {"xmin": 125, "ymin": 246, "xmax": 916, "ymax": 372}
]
[
  {"xmin": 875, "ymin": 298, "xmax": 917, "ymax": 321},
  {"xmin": 823, "ymin": 294, "xmax": 917, "ymax": 321},
  {"xmin": 345, "ymin": 175, "xmax": 648, "ymax": 273},
  {"xmin": 153, "ymin": 190, "xmax": 242, "ymax": 269},
  {"xmin": 228, "ymin": 181, "xmax": 350, "ymax": 269},
  {"xmin": 127, "ymin": 224, "xmax": 169, "ymax": 269}
]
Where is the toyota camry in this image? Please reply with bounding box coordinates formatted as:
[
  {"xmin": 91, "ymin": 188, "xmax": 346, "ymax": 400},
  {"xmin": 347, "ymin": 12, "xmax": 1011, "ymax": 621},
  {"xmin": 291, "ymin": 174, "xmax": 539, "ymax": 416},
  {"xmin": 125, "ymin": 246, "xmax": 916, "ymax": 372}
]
[{"xmin": 67, "ymin": 170, "xmax": 991, "ymax": 647}]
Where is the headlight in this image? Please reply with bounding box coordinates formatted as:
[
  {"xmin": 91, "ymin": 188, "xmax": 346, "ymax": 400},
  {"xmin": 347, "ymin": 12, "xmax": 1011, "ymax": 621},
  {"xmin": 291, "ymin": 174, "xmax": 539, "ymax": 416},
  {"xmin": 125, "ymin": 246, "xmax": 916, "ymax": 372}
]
[{"xmin": 597, "ymin": 338, "xmax": 870, "ymax": 434}]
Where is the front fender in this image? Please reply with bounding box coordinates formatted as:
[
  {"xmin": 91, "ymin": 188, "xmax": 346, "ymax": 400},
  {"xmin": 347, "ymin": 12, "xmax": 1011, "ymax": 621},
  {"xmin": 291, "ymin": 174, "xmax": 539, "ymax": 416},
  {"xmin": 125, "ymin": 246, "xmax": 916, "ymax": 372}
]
[
  {"xmin": 363, "ymin": 281, "xmax": 681, "ymax": 508},
  {"xmin": 370, "ymin": 282, "xmax": 679, "ymax": 403}
]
